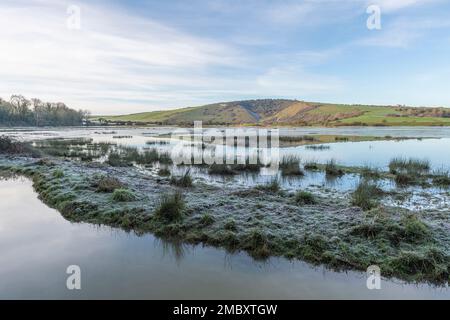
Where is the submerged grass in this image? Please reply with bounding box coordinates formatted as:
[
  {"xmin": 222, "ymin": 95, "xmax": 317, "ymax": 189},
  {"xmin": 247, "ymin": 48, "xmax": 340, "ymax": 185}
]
[{"xmin": 325, "ymin": 159, "xmax": 344, "ymax": 177}]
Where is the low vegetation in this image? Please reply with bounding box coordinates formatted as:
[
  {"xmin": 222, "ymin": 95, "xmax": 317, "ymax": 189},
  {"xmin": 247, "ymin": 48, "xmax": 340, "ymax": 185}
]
[
  {"xmin": 111, "ymin": 188, "xmax": 136, "ymax": 202},
  {"xmin": 170, "ymin": 170, "xmax": 193, "ymax": 188},
  {"xmin": 255, "ymin": 178, "xmax": 280, "ymax": 193},
  {"xmin": 325, "ymin": 159, "xmax": 344, "ymax": 177},
  {"xmin": 280, "ymin": 156, "xmax": 303, "ymax": 176},
  {"xmin": 351, "ymin": 180, "xmax": 383, "ymax": 211},
  {"xmin": 155, "ymin": 191, "xmax": 185, "ymax": 222},
  {"xmin": 294, "ymin": 191, "xmax": 316, "ymax": 205},
  {"xmin": 92, "ymin": 175, "xmax": 124, "ymax": 192}
]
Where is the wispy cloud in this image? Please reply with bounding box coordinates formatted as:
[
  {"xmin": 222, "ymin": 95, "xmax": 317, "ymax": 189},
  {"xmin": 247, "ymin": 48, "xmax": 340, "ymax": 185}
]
[{"xmin": 0, "ymin": 0, "xmax": 242, "ymax": 113}]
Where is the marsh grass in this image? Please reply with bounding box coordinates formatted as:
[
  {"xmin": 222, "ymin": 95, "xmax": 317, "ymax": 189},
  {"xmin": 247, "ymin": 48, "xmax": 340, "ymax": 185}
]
[
  {"xmin": 157, "ymin": 167, "xmax": 171, "ymax": 176},
  {"xmin": 208, "ymin": 163, "xmax": 235, "ymax": 175},
  {"xmin": 52, "ymin": 169, "xmax": 64, "ymax": 178},
  {"xmin": 0, "ymin": 136, "xmax": 39, "ymax": 157},
  {"xmin": 245, "ymin": 228, "xmax": 270, "ymax": 259},
  {"xmin": 303, "ymin": 160, "xmax": 319, "ymax": 171},
  {"xmin": 255, "ymin": 178, "xmax": 280, "ymax": 193},
  {"xmin": 199, "ymin": 213, "xmax": 215, "ymax": 226},
  {"xmin": 432, "ymin": 170, "xmax": 450, "ymax": 187},
  {"xmin": 155, "ymin": 191, "xmax": 185, "ymax": 222},
  {"xmin": 111, "ymin": 188, "xmax": 136, "ymax": 202},
  {"xmin": 93, "ymin": 175, "xmax": 123, "ymax": 192},
  {"xmin": 360, "ymin": 165, "xmax": 381, "ymax": 180},
  {"xmin": 325, "ymin": 159, "xmax": 344, "ymax": 177},
  {"xmin": 280, "ymin": 155, "xmax": 304, "ymax": 176},
  {"xmin": 351, "ymin": 180, "xmax": 383, "ymax": 211},
  {"xmin": 170, "ymin": 169, "xmax": 193, "ymax": 188},
  {"xmin": 389, "ymin": 157, "xmax": 430, "ymax": 174},
  {"xmin": 305, "ymin": 145, "xmax": 330, "ymax": 150},
  {"xmin": 294, "ymin": 191, "xmax": 316, "ymax": 205}
]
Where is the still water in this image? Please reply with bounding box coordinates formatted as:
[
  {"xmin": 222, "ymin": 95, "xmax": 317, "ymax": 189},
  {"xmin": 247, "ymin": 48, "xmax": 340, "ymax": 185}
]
[{"xmin": 0, "ymin": 177, "xmax": 449, "ymax": 299}]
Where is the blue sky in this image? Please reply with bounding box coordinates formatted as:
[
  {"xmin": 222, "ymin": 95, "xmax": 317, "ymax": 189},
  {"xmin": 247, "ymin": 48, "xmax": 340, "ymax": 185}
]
[{"xmin": 1, "ymin": 0, "xmax": 449, "ymax": 114}]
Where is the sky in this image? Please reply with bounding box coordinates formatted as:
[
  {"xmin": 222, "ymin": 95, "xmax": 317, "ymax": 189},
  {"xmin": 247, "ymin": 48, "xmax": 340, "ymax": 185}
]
[{"xmin": 1, "ymin": 0, "xmax": 450, "ymax": 115}]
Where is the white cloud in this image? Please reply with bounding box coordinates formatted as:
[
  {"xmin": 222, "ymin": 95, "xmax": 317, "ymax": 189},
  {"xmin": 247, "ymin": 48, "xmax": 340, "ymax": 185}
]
[{"xmin": 0, "ymin": 0, "xmax": 242, "ymax": 113}]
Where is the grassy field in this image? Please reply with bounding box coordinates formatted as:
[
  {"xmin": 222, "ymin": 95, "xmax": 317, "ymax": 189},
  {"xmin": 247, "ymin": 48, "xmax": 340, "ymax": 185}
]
[{"xmin": 92, "ymin": 100, "xmax": 450, "ymax": 127}]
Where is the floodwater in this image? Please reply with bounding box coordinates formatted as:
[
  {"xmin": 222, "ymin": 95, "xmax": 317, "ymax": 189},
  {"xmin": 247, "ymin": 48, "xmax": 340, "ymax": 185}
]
[
  {"xmin": 1, "ymin": 126, "xmax": 449, "ymax": 299},
  {"xmin": 0, "ymin": 177, "xmax": 449, "ymax": 299}
]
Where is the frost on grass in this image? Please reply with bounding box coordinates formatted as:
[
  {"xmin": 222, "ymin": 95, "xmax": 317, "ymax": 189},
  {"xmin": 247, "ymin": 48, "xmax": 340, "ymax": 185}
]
[{"xmin": 0, "ymin": 155, "xmax": 449, "ymax": 285}]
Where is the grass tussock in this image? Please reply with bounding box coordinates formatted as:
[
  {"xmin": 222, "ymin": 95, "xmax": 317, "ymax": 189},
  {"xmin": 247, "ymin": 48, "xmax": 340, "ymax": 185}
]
[
  {"xmin": 325, "ymin": 159, "xmax": 344, "ymax": 177},
  {"xmin": 351, "ymin": 180, "xmax": 383, "ymax": 211},
  {"xmin": 280, "ymin": 155, "xmax": 303, "ymax": 176},
  {"xmin": 52, "ymin": 169, "xmax": 64, "ymax": 178},
  {"xmin": 294, "ymin": 191, "xmax": 316, "ymax": 205},
  {"xmin": 432, "ymin": 170, "xmax": 450, "ymax": 187},
  {"xmin": 360, "ymin": 165, "xmax": 381, "ymax": 180},
  {"xmin": 255, "ymin": 177, "xmax": 280, "ymax": 193},
  {"xmin": 245, "ymin": 228, "xmax": 270, "ymax": 259},
  {"xmin": 157, "ymin": 167, "xmax": 171, "ymax": 176},
  {"xmin": 170, "ymin": 170, "xmax": 193, "ymax": 188},
  {"xmin": 303, "ymin": 160, "xmax": 319, "ymax": 171},
  {"xmin": 155, "ymin": 191, "xmax": 185, "ymax": 222},
  {"xmin": 93, "ymin": 175, "xmax": 124, "ymax": 192},
  {"xmin": 389, "ymin": 157, "xmax": 430, "ymax": 174},
  {"xmin": 208, "ymin": 163, "xmax": 235, "ymax": 175},
  {"xmin": 111, "ymin": 188, "xmax": 136, "ymax": 202}
]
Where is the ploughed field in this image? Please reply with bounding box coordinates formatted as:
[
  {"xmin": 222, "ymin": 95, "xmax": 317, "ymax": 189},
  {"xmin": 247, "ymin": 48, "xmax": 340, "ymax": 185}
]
[{"xmin": 0, "ymin": 127, "xmax": 449, "ymax": 285}]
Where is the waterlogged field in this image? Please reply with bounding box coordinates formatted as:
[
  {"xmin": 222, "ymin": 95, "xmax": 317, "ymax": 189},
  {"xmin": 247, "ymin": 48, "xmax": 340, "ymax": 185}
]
[{"xmin": 0, "ymin": 126, "xmax": 450, "ymax": 298}]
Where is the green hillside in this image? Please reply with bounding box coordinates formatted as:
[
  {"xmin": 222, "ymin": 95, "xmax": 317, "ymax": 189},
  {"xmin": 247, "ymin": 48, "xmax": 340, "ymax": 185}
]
[{"xmin": 92, "ymin": 99, "xmax": 450, "ymax": 126}]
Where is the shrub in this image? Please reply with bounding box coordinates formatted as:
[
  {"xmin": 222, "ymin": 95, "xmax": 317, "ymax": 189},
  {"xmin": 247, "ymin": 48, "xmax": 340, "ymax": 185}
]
[
  {"xmin": 111, "ymin": 188, "xmax": 136, "ymax": 202},
  {"xmin": 155, "ymin": 191, "xmax": 185, "ymax": 222}
]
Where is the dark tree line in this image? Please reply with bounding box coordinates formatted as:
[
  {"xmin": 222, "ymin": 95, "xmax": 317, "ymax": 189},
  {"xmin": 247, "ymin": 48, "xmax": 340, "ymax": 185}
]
[{"xmin": 0, "ymin": 95, "xmax": 90, "ymax": 126}]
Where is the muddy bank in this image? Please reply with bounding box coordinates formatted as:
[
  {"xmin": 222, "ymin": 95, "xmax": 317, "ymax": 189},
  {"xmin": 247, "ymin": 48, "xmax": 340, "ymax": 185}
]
[{"xmin": 0, "ymin": 154, "xmax": 449, "ymax": 285}]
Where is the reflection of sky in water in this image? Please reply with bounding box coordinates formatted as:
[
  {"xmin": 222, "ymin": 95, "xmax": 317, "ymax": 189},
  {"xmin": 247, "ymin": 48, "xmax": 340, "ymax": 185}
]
[{"xmin": 1, "ymin": 178, "xmax": 450, "ymax": 299}]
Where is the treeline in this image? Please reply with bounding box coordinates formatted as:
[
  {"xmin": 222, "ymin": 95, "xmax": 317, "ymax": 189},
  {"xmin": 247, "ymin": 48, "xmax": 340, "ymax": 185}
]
[{"xmin": 0, "ymin": 95, "xmax": 90, "ymax": 126}]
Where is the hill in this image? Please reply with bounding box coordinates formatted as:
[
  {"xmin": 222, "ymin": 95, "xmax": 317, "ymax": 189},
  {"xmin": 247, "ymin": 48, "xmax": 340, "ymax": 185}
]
[{"xmin": 92, "ymin": 99, "xmax": 450, "ymax": 126}]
